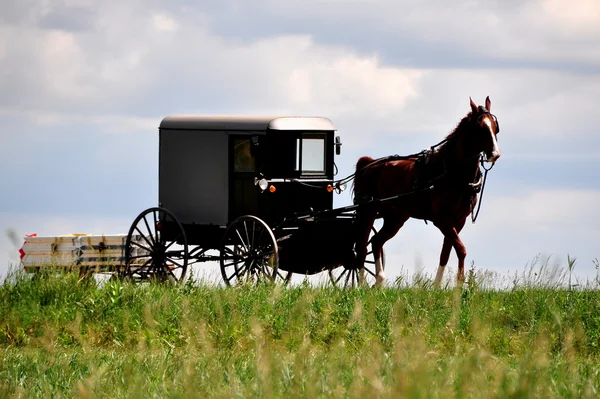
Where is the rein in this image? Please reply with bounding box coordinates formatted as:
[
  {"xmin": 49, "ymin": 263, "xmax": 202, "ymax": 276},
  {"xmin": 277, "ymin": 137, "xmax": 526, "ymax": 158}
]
[{"xmin": 470, "ymin": 154, "xmax": 495, "ymax": 223}]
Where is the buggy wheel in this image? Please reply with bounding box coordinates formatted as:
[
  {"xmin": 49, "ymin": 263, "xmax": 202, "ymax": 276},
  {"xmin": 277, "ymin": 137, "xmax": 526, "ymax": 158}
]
[
  {"xmin": 219, "ymin": 215, "xmax": 290, "ymax": 286},
  {"xmin": 124, "ymin": 207, "xmax": 188, "ymax": 284},
  {"xmin": 328, "ymin": 226, "xmax": 385, "ymax": 288}
]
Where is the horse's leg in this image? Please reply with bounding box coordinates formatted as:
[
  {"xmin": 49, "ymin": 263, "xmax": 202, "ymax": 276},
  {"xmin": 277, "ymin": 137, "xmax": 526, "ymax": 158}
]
[
  {"xmin": 354, "ymin": 209, "xmax": 377, "ymax": 283},
  {"xmin": 434, "ymin": 218, "xmax": 467, "ymax": 288},
  {"xmin": 434, "ymin": 237, "xmax": 452, "ymax": 288},
  {"xmin": 371, "ymin": 214, "xmax": 409, "ymax": 286},
  {"xmin": 433, "ymin": 222, "xmax": 468, "ymax": 286}
]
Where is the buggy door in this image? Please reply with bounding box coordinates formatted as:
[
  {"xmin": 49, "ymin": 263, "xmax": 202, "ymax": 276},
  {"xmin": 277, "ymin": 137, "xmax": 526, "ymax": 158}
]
[{"xmin": 229, "ymin": 135, "xmax": 260, "ymax": 221}]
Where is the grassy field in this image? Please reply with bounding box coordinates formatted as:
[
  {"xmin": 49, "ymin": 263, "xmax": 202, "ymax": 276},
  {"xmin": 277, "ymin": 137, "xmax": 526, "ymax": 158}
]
[{"xmin": 2, "ymin": 261, "xmax": 600, "ymax": 398}]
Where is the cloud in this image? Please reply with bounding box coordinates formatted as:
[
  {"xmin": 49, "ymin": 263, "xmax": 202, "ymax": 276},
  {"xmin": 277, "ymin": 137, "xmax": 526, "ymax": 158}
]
[
  {"xmin": 0, "ymin": 2, "xmax": 426, "ymax": 152},
  {"xmin": 286, "ymin": 56, "xmax": 423, "ymax": 120},
  {"xmin": 151, "ymin": 12, "xmax": 177, "ymax": 32},
  {"xmin": 3, "ymin": 1, "xmax": 598, "ymax": 148},
  {"xmin": 484, "ymin": 188, "xmax": 600, "ymax": 233},
  {"xmin": 204, "ymin": 0, "xmax": 600, "ymax": 67},
  {"xmin": 533, "ymin": 0, "xmax": 600, "ymax": 37}
]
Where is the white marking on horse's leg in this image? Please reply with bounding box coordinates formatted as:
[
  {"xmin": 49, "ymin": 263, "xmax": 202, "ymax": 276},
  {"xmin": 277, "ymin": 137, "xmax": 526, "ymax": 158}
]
[
  {"xmin": 483, "ymin": 117, "xmax": 501, "ymax": 162},
  {"xmin": 375, "ymin": 257, "xmax": 385, "ymax": 286},
  {"xmin": 434, "ymin": 264, "xmax": 446, "ymax": 287}
]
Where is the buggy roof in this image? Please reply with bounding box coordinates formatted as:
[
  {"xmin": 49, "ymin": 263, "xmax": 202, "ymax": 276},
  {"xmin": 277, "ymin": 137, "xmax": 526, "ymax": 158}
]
[{"xmin": 159, "ymin": 115, "xmax": 336, "ymax": 132}]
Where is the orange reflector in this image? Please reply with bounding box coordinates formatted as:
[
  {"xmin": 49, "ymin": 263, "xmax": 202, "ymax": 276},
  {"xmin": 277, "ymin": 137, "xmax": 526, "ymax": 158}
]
[
  {"xmin": 269, "ymin": 185, "xmax": 276, "ymax": 193},
  {"xmin": 327, "ymin": 184, "xmax": 333, "ymax": 192}
]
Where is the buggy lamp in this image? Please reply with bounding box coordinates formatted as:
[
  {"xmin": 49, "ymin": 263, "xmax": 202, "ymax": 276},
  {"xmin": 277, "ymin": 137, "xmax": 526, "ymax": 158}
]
[
  {"xmin": 257, "ymin": 178, "xmax": 269, "ymax": 191},
  {"xmin": 334, "ymin": 182, "xmax": 347, "ymax": 193}
]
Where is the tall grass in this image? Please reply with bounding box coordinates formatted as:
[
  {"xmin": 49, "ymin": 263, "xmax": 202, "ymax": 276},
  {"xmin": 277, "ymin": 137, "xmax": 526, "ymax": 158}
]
[{"xmin": 1, "ymin": 260, "xmax": 600, "ymax": 398}]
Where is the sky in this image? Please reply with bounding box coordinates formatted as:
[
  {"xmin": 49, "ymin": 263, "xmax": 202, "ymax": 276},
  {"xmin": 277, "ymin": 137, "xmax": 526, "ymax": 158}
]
[{"xmin": 1, "ymin": 0, "xmax": 599, "ymax": 286}]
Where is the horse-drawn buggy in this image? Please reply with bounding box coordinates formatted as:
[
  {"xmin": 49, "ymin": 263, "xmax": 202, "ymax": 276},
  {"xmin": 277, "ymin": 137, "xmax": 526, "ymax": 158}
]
[
  {"xmin": 124, "ymin": 96, "xmax": 501, "ymax": 288},
  {"xmin": 123, "ymin": 114, "xmax": 384, "ymax": 287}
]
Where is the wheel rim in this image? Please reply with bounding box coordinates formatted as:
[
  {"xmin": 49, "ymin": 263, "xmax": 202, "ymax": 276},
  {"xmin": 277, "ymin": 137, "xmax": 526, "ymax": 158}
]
[
  {"xmin": 125, "ymin": 207, "xmax": 188, "ymax": 284},
  {"xmin": 220, "ymin": 215, "xmax": 289, "ymax": 286},
  {"xmin": 329, "ymin": 226, "xmax": 384, "ymax": 288}
]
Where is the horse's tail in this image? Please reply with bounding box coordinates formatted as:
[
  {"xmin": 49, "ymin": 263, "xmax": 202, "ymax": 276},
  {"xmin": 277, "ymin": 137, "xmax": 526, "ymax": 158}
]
[{"xmin": 352, "ymin": 156, "xmax": 375, "ymax": 204}]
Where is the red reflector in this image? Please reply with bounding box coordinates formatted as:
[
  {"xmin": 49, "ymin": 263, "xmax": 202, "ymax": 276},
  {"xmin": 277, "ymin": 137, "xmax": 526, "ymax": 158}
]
[
  {"xmin": 156, "ymin": 222, "xmax": 162, "ymax": 231},
  {"xmin": 25, "ymin": 233, "xmax": 37, "ymax": 237},
  {"xmin": 19, "ymin": 248, "xmax": 25, "ymax": 259}
]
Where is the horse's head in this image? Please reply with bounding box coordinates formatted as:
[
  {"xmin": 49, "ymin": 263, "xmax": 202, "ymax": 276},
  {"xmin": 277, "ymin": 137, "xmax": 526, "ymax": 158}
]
[{"xmin": 466, "ymin": 96, "xmax": 501, "ymax": 163}]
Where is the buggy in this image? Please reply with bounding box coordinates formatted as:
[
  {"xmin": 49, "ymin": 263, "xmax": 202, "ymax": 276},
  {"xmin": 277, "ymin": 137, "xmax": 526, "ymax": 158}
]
[{"xmin": 124, "ymin": 115, "xmax": 384, "ymax": 287}]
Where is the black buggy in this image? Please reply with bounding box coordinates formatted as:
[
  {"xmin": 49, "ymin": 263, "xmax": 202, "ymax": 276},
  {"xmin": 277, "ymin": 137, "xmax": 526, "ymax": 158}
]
[{"xmin": 124, "ymin": 115, "xmax": 384, "ymax": 287}]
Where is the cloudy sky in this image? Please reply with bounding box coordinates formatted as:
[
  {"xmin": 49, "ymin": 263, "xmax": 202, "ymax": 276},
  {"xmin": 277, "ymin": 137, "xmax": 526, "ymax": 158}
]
[{"xmin": 1, "ymin": 0, "xmax": 599, "ymax": 286}]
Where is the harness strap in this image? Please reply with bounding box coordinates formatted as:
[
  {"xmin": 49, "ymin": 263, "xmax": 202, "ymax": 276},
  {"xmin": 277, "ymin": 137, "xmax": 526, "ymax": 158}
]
[{"xmin": 471, "ymin": 155, "xmax": 495, "ymax": 223}]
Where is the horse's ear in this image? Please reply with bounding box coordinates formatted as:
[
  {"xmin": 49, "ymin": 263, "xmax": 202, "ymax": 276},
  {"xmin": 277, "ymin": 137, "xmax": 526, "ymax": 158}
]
[
  {"xmin": 485, "ymin": 96, "xmax": 491, "ymax": 111},
  {"xmin": 469, "ymin": 97, "xmax": 478, "ymax": 114}
]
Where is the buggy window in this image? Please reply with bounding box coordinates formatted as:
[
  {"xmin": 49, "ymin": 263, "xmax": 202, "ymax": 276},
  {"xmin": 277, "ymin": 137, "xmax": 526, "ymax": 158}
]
[
  {"xmin": 233, "ymin": 139, "xmax": 255, "ymax": 173},
  {"xmin": 296, "ymin": 133, "xmax": 326, "ymax": 175}
]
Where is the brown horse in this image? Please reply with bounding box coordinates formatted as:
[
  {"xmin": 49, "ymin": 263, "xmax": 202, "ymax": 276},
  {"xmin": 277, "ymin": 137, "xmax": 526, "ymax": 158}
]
[{"xmin": 352, "ymin": 96, "xmax": 501, "ymax": 287}]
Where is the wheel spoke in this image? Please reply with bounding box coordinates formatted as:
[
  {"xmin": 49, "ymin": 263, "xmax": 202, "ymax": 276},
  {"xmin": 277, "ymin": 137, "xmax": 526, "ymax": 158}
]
[
  {"xmin": 222, "ymin": 246, "xmax": 236, "ymax": 256},
  {"xmin": 222, "ymin": 260, "xmax": 241, "ymax": 268},
  {"xmin": 243, "ymin": 220, "xmax": 251, "ymax": 249},
  {"xmin": 152, "ymin": 211, "xmax": 158, "ymax": 240},
  {"xmin": 344, "ymin": 269, "xmax": 351, "ymax": 287},
  {"xmin": 131, "ymin": 258, "xmax": 153, "ymax": 277},
  {"xmin": 253, "ymin": 221, "xmax": 258, "ymax": 250},
  {"xmin": 142, "ymin": 215, "xmax": 156, "ymax": 246},
  {"xmin": 277, "ymin": 270, "xmax": 288, "ymax": 280},
  {"xmin": 235, "ymin": 229, "xmax": 249, "ymax": 252},
  {"xmin": 224, "ymin": 263, "xmax": 246, "ymax": 282},
  {"xmin": 334, "ymin": 268, "xmax": 348, "ymax": 284},
  {"xmin": 130, "ymin": 239, "xmax": 152, "ymax": 253},
  {"xmin": 164, "ymin": 249, "xmax": 184, "ymax": 258},
  {"xmin": 364, "ymin": 267, "xmax": 376, "ymax": 277},
  {"xmin": 165, "ymin": 257, "xmax": 184, "ymax": 270},
  {"xmin": 135, "ymin": 226, "xmax": 154, "ymax": 249},
  {"xmin": 164, "ymin": 235, "xmax": 182, "ymax": 251},
  {"xmin": 256, "ymin": 228, "xmax": 265, "ymax": 247}
]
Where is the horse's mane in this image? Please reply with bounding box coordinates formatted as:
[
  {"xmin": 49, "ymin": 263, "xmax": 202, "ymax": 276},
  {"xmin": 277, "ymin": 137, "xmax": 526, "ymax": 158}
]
[{"xmin": 443, "ymin": 112, "xmax": 473, "ymax": 142}]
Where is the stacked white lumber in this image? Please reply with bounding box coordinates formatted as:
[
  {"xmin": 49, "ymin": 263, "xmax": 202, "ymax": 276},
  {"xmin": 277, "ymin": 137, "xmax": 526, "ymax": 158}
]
[{"xmin": 19, "ymin": 234, "xmax": 139, "ymax": 273}]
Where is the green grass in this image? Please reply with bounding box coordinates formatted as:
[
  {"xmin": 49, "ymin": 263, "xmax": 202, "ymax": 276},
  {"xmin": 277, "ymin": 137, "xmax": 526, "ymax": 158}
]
[{"xmin": 2, "ymin": 261, "xmax": 600, "ymax": 398}]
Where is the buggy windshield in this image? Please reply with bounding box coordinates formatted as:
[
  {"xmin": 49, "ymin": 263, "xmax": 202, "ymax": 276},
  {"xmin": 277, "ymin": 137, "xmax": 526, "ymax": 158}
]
[{"xmin": 296, "ymin": 133, "xmax": 325, "ymax": 175}]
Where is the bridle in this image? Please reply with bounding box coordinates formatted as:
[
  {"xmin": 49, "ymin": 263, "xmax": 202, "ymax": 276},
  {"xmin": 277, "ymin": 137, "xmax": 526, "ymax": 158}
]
[
  {"xmin": 469, "ymin": 106, "xmax": 500, "ymax": 223},
  {"xmin": 474, "ymin": 106, "xmax": 500, "ymax": 134}
]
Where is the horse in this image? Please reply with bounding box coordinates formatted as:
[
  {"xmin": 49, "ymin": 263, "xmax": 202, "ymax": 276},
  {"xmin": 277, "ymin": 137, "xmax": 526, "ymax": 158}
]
[{"xmin": 352, "ymin": 96, "xmax": 501, "ymax": 288}]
